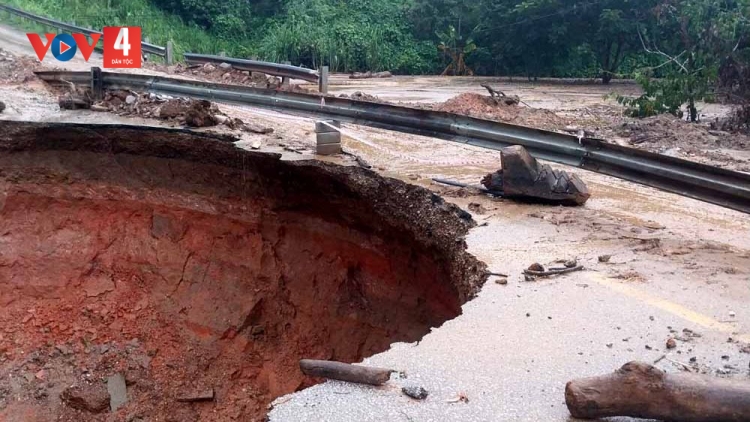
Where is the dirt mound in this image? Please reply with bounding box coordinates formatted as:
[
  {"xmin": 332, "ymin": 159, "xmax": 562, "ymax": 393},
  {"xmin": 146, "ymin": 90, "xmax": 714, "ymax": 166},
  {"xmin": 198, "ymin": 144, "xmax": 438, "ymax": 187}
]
[
  {"xmin": 620, "ymin": 114, "xmax": 750, "ymax": 151},
  {"xmin": 338, "ymin": 91, "xmax": 382, "ymax": 102},
  {"xmin": 173, "ymin": 62, "xmax": 282, "ymax": 89},
  {"xmin": 93, "ymin": 90, "xmax": 273, "ymax": 133},
  {"xmin": 0, "ymin": 121, "xmax": 486, "ymax": 421},
  {"xmin": 0, "ymin": 48, "xmax": 44, "ymax": 84},
  {"xmin": 435, "ymin": 93, "xmax": 568, "ymax": 131}
]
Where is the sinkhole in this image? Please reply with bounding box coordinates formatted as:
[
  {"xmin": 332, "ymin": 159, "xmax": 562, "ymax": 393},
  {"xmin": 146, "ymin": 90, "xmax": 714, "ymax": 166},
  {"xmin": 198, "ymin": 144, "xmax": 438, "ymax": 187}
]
[{"xmin": 0, "ymin": 121, "xmax": 486, "ymax": 421}]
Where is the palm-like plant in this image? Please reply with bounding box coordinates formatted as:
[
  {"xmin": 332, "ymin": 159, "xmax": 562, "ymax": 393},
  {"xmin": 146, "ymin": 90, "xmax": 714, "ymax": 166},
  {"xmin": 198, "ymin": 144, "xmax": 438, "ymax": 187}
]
[{"xmin": 437, "ymin": 25, "xmax": 476, "ymax": 76}]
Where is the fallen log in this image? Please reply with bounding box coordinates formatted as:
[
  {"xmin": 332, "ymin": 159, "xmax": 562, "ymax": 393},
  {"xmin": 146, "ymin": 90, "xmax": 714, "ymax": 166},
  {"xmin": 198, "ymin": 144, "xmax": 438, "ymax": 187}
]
[
  {"xmin": 299, "ymin": 359, "xmax": 394, "ymax": 386},
  {"xmin": 524, "ymin": 265, "xmax": 583, "ymax": 277},
  {"xmin": 565, "ymin": 361, "xmax": 750, "ymax": 421}
]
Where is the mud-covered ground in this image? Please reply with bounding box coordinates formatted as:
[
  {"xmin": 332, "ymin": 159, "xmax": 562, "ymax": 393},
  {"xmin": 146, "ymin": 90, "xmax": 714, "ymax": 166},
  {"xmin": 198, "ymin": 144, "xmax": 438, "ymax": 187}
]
[{"xmin": 0, "ymin": 24, "xmax": 749, "ymax": 422}]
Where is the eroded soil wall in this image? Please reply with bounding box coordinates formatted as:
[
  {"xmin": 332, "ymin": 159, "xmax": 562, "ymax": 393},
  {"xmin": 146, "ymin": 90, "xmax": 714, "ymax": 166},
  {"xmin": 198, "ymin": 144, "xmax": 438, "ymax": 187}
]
[{"xmin": 0, "ymin": 122, "xmax": 486, "ymax": 421}]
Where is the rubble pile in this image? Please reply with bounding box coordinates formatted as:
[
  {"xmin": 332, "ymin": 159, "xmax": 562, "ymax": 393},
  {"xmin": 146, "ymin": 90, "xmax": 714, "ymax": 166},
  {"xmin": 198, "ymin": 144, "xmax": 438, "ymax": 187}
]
[
  {"xmin": 435, "ymin": 93, "xmax": 568, "ymax": 131},
  {"xmin": 173, "ymin": 62, "xmax": 281, "ymax": 88},
  {"xmin": 0, "ymin": 48, "xmax": 43, "ymax": 84},
  {"xmin": 92, "ymin": 90, "xmax": 272, "ymax": 134}
]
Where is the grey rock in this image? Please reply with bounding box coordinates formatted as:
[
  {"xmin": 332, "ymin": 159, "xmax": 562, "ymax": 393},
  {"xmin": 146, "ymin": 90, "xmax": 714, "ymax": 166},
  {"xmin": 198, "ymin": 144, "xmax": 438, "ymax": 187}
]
[
  {"xmin": 125, "ymin": 95, "xmax": 137, "ymax": 105},
  {"xmin": 219, "ymin": 62, "xmax": 232, "ymax": 70},
  {"xmin": 107, "ymin": 373, "xmax": 128, "ymax": 411},
  {"xmin": 402, "ymin": 385, "xmax": 428, "ymax": 400}
]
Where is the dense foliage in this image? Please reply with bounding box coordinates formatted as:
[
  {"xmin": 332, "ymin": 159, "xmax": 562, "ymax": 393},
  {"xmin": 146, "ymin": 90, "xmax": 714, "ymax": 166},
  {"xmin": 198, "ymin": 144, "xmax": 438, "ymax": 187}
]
[{"xmin": 5, "ymin": 0, "xmax": 750, "ymax": 118}]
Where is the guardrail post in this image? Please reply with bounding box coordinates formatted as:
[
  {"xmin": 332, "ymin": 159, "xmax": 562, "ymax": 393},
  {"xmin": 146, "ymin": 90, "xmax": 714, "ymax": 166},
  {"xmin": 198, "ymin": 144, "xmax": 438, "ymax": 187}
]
[
  {"xmin": 166, "ymin": 41, "xmax": 174, "ymax": 65},
  {"xmin": 316, "ymin": 120, "xmax": 341, "ymax": 155},
  {"xmin": 91, "ymin": 67, "xmax": 103, "ymax": 101},
  {"xmin": 319, "ymin": 66, "xmax": 329, "ymax": 94}
]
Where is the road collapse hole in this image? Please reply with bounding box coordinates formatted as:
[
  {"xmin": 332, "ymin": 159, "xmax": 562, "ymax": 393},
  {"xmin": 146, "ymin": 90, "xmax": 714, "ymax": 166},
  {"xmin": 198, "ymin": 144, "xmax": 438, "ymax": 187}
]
[{"xmin": 0, "ymin": 122, "xmax": 486, "ymax": 420}]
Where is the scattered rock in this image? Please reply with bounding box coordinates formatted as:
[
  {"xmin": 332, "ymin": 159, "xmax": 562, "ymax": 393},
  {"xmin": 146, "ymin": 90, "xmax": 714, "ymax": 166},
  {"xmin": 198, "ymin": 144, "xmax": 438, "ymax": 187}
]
[
  {"xmin": 0, "ymin": 100, "xmax": 5, "ymax": 113},
  {"xmin": 401, "ymin": 385, "xmax": 428, "ymax": 400},
  {"xmin": 125, "ymin": 95, "xmax": 137, "ymax": 105},
  {"xmin": 243, "ymin": 123, "xmax": 274, "ymax": 134},
  {"xmin": 60, "ymin": 383, "xmax": 110, "ymax": 413},
  {"xmin": 721, "ymin": 355, "xmax": 730, "ymax": 360},
  {"xmin": 495, "ymin": 278, "xmax": 508, "ymax": 285},
  {"xmin": 218, "ymin": 62, "xmax": 232, "ymax": 70},
  {"xmin": 598, "ymin": 254, "xmax": 611, "ymax": 263},
  {"xmin": 468, "ymin": 203, "xmax": 487, "ymax": 215},
  {"xmin": 528, "ymin": 263, "xmax": 545, "ymax": 272},
  {"xmin": 107, "ymin": 373, "xmax": 128, "ymax": 411},
  {"xmin": 729, "ymin": 311, "xmax": 736, "ymax": 318},
  {"xmin": 203, "ymin": 63, "xmax": 216, "ymax": 72},
  {"xmin": 176, "ymin": 388, "xmax": 215, "ymax": 403},
  {"xmin": 564, "ymin": 259, "xmax": 578, "ymax": 268},
  {"xmin": 666, "ymin": 338, "xmax": 677, "ymax": 349}
]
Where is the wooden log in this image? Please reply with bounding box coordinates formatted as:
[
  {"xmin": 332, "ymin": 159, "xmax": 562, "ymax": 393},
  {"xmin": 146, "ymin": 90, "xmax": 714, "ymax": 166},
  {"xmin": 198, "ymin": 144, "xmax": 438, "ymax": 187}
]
[
  {"xmin": 299, "ymin": 359, "xmax": 394, "ymax": 386},
  {"xmin": 524, "ymin": 265, "xmax": 584, "ymax": 277},
  {"xmin": 565, "ymin": 361, "xmax": 750, "ymax": 421}
]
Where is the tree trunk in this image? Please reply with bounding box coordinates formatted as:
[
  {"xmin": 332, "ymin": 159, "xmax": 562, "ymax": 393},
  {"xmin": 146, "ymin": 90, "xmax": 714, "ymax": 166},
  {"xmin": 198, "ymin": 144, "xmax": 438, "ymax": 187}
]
[
  {"xmin": 565, "ymin": 361, "xmax": 750, "ymax": 422},
  {"xmin": 602, "ymin": 73, "xmax": 613, "ymax": 84},
  {"xmin": 299, "ymin": 359, "xmax": 394, "ymax": 386}
]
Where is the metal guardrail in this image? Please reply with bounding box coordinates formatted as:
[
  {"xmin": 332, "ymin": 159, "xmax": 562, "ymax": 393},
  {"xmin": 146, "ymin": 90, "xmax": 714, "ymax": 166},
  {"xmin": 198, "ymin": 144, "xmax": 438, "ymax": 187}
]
[
  {"xmin": 183, "ymin": 53, "xmax": 319, "ymax": 83},
  {"xmin": 0, "ymin": 3, "xmax": 167, "ymax": 57},
  {"xmin": 34, "ymin": 69, "xmax": 750, "ymax": 214}
]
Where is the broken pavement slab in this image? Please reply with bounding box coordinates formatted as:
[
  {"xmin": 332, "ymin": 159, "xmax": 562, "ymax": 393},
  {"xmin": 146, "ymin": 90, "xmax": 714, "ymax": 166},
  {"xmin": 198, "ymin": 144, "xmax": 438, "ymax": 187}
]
[{"xmin": 481, "ymin": 145, "xmax": 590, "ymax": 206}]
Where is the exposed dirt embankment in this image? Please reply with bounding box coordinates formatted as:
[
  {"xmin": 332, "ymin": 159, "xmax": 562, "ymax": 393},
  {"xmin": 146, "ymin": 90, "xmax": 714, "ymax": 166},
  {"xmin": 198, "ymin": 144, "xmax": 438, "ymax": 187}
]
[{"xmin": 0, "ymin": 122, "xmax": 486, "ymax": 421}]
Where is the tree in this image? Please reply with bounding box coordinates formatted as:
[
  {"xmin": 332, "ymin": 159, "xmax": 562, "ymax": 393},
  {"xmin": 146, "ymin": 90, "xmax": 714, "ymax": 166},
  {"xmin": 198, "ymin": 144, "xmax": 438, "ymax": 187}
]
[
  {"xmin": 622, "ymin": 0, "xmax": 749, "ymax": 121},
  {"xmin": 436, "ymin": 25, "xmax": 477, "ymax": 75}
]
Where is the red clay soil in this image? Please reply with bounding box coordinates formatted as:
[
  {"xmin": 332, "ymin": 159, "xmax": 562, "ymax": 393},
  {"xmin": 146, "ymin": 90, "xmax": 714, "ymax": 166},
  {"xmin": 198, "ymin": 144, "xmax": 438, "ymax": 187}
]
[
  {"xmin": 435, "ymin": 92, "xmax": 569, "ymax": 131},
  {"xmin": 0, "ymin": 122, "xmax": 486, "ymax": 421}
]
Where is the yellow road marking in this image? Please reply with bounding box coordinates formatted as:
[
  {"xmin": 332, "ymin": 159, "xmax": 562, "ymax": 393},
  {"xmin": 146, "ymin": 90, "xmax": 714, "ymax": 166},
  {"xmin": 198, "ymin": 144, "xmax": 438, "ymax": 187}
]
[{"xmin": 587, "ymin": 272, "xmax": 750, "ymax": 343}]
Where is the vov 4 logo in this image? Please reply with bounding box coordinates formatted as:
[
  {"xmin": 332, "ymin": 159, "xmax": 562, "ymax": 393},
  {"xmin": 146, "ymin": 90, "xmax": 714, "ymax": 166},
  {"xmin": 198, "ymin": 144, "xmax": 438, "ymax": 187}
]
[{"xmin": 26, "ymin": 26, "xmax": 142, "ymax": 68}]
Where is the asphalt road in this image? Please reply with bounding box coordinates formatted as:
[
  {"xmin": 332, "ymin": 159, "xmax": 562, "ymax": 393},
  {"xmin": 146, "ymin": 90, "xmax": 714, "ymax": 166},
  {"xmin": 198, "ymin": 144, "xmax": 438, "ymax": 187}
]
[{"xmin": 2, "ymin": 20, "xmax": 749, "ymax": 422}]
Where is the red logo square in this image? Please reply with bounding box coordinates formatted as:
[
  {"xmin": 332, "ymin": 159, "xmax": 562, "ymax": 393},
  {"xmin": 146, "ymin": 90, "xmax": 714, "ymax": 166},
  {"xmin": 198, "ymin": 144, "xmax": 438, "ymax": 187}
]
[{"xmin": 103, "ymin": 26, "xmax": 141, "ymax": 68}]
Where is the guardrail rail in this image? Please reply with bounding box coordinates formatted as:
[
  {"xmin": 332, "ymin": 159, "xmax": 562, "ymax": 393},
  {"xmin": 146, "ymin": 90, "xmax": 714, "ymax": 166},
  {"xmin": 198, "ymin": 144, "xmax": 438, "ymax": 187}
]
[{"xmin": 33, "ymin": 69, "xmax": 750, "ymax": 214}]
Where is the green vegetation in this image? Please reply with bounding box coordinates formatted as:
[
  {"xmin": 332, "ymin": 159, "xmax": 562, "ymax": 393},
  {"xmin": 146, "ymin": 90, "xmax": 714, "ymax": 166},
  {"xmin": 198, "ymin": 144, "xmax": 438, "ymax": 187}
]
[{"xmin": 3, "ymin": 0, "xmax": 750, "ymax": 120}]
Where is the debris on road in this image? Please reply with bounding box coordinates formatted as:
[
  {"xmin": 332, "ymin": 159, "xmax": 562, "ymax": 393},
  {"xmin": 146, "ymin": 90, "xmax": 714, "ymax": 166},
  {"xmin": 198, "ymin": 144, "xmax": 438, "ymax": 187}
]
[
  {"xmin": 92, "ymin": 90, "xmax": 274, "ymax": 132},
  {"xmin": 524, "ymin": 263, "xmax": 584, "ymax": 278},
  {"xmin": 176, "ymin": 388, "xmax": 215, "ymax": 403},
  {"xmin": 446, "ymin": 392, "xmax": 469, "ymax": 403},
  {"xmin": 350, "ymin": 71, "xmax": 393, "ymax": 79},
  {"xmin": 527, "ymin": 263, "xmax": 545, "ymax": 272},
  {"xmin": 481, "ymin": 146, "xmax": 590, "ymax": 206},
  {"xmin": 667, "ymin": 338, "xmax": 677, "ymax": 349},
  {"xmin": 565, "ymin": 361, "xmax": 750, "ymax": 421},
  {"xmin": 598, "ymin": 254, "xmax": 612, "ymax": 263},
  {"xmin": 481, "ymin": 84, "xmax": 520, "ymax": 106},
  {"xmin": 299, "ymin": 359, "xmax": 394, "ymax": 386},
  {"xmin": 0, "ymin": 100, "xmax": 5, "ymax": 113},
  {"xmin": 402, "ymin": 385, "xmax": 429, "ymax": 400},
  {"xmin": 495, "ymin": 278, "xmax": 508, "ymax": 285}
]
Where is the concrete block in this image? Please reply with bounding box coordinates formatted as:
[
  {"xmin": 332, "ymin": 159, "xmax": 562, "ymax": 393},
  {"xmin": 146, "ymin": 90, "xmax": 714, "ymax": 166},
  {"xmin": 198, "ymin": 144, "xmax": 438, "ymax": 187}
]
[
  {"xmin": 316, "ymin": 131, "xmax": 341, "ymax": 145},
  {"xmin": 316, "ymin": 143, "xmax": 342, "ymax": 156},
  {"xmin": 315, "ymin": 120, "xmax": 340, "ymax": 133}
]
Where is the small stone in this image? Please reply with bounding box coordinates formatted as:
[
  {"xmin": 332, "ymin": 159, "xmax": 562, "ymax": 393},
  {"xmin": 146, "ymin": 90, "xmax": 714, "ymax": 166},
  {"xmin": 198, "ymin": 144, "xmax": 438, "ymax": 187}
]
[
  {"xmin": 649, "ymin": 316, "xmax": 655, "ymax": 321},
  {"xmin": 606, "ymin": 343, "xmax": 613, "ymax": 348},
  {"xmin": 0, "ymin": 100, "xmax": 5, "ymax": 113},
  {"xmin": 60, "ymin": 383, "xmax": 110, "ymax": 413},
  {"xmin": 666, "ymin": 338, "xmax": 677, "ymax": 349},
  {"xmin": 402, "ymin": 385, "xmax": 428, "ymax": 400},
  {"xmin": 645, "ymin": 345, "xmax": 653, "ymax": 350},
  {"xmin": 598, "ymin": 255, "xmax": 611, "ymax": 263},
  {"xmin": 721, "ymin": 355, "xmax": 730, "ymax": 360},
  {"xmin": 214, "ymin": 114, "xmax": 228, "ymax": 124},
  {"xmin": 203, "ymin": 63, "xmax": 216, "ymax": 72},
  {"xmin": 729, "ymin": 311, "xmax": 736, "ymax": 318},
  {"xmin": 218, "ymin": 62, "xmax": 232, "ymax": 70},
  {"xmin": 526, "ymin": 313, "xmax": 531, "ymax": 317},
  {"xmin": 125, "ymin": 95, "xmax": 136, "ymax": 105},
  {"xmin": 495, "ymin": 278, "xmax": 508, "ymax": 285},
  {"xmin": 689, "ymin": 357, "xmax": 697, "ymax": 363},
  {"xmin": 564, "ymin": 259, "xmax": 577, "ymax": 268},
  {"xmin": 528, "ymin": 263, "xmax": 544, "ymax": 272},
  {"xmin": 35, "ymin": 369, "xmax": 46, "ymax": 381}
]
